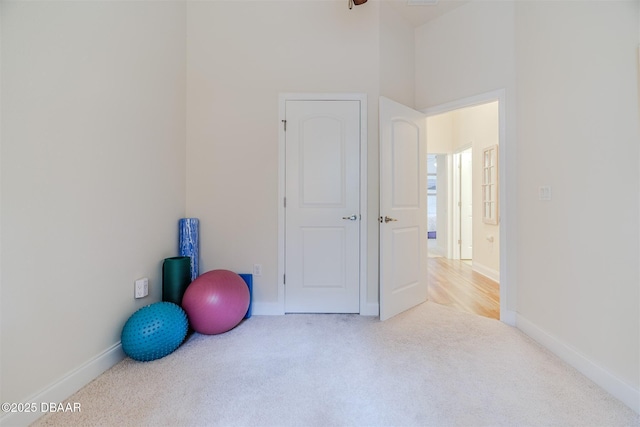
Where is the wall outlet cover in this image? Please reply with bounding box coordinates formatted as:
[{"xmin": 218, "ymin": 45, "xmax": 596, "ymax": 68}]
[{"xmin": 135, "ymin": 278, "xmax": 149, "ymax": 298}]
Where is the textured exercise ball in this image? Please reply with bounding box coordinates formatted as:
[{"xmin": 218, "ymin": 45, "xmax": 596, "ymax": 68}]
[
  {"xmin": 121, "ymin": 302, "xmax": 188, "ymax": 362},
  {"xmin": 182, "ymin": 269, "xmax": 250, "ymax": 335}
]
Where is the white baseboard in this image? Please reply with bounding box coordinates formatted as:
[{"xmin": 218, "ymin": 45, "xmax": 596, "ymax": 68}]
[
  {"xmin": 251, "ymin": 301, "xmax": 379, "ymax": 317},
  {"xmin": 0, "ymin": 342, "xmax": 125, "ymax": 427},
  {"xmin": 472, "ymin": 261, "xmax": 500, "ymax": 283},
  {"xmin": 500, "ymin": 309, "xmax": 517, "ymax": 326},
  {"xmin": 251, "ymin": 301, "xmax": 284, "ymax": 315},
  {"xmin": 516, "ymin": 314, "xmax": 639, "ymax": 414},
  {"xmin": 360, "ymin": 302, "xmax": 379, "ymax": 316}
]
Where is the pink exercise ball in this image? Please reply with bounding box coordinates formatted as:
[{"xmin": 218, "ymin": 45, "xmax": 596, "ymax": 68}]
[{"xmin": 182, "ymin": 269, "xmax": 250, "ymax": 335}]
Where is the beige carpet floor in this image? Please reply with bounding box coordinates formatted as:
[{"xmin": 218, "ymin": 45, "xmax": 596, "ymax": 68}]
[{"xmin": 33, "ymin": 302, "xmax": 639, "ymax": 427}]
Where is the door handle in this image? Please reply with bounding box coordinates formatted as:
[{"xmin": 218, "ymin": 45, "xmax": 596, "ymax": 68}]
[
  {"xmin": 342, "ymin": 214, "xmax": 358, "ymax": 221},
  {"xmin": 382, "ymin": 216, "xmax": 397, "ymax": 223}
]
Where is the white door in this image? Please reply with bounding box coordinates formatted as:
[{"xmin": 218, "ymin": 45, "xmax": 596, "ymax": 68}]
[
  {"xmin": 284, "ymin": 100, "xmax": 361, "ymax": 313},
  {"xmin": 379, "ymin": 97, "xmax": 428, "ymax": 321},
  {"xmin": 460, "ymin": 148, "xmax": 473, "ymax": 260}
]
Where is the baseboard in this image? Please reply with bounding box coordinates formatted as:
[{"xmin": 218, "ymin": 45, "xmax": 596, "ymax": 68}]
[
  {"xmin": 251, "ymin": 301, "xmax": 284, "ymax": 315},
  {"xmin": 0, "ymin": 342, "xmax": 125, "ymax": 427},
  {"xmin": 516, "ymin": 314, "xmax": 639, "ymax": 414},
  {"xmin": 500, "ymin": 309, "xmax": 517, "ymax": 326},
  {"xmin": 360, "ymin": 302, "xmax": 379, "ymax": 316},
  {"xmin": 251, "ymin": 301, "xmax": 379, "ymax": 317},
  {"xmin": 472, "ymin": 261, "xmax": 500, "ymax": 283}
]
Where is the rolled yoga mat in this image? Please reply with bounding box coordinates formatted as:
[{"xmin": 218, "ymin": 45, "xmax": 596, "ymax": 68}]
[
  {"xmin": 162, "ymin": 256, "xmax": 192, "ymax": 306},
  {"xmin": 178, "ymin": 218, "xmax": 200, "ymax": 282}
]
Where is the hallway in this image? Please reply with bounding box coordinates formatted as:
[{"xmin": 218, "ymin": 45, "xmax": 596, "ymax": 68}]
[{"xmin": 427, "ymin": 256, "xmax": 500, "ymax": 319}]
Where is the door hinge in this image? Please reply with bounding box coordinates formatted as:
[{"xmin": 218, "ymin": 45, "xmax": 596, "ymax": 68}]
[
  {"xmin": 458, "ymin": 239, "xmax": 461, "ymax": 245},
  {"xmin": 283, "ymin": 274, "xmax": 286, "ymax": 285},
  {"xmin": 282, "ymin": 119, "xmax": 287, "ymax": 131},
  {"xmin": 284, "ymin": 197, "xmax": 287, "ymax": 208}
]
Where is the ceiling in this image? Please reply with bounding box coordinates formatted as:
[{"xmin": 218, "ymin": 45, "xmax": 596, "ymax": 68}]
[{"xmin": 383, "ymin": 0, "xmax": 471, "ymax": 27}]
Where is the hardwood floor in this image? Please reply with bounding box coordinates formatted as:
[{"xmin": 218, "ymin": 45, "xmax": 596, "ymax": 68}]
[{"xmin": 427, "ymin": 256, "xmax": 500, "ymax": 319}]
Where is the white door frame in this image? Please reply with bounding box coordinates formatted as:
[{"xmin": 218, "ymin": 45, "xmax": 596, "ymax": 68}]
[
  {"xmin": 423, "ymin": 89, "xmax": 513, "ymax": 325},
  {"xmin": 277, "ymin": 93, "xmax": 368, "ymax": 315}
]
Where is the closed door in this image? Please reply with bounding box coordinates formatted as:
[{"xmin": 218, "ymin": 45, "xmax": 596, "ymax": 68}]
[
  {"xmin": 379, "ymin": 97, "xmax": 428, "ymax": 321},
  {"xmin": 284, "ymin": 100, "xmax": 360, "ymax": 313}
]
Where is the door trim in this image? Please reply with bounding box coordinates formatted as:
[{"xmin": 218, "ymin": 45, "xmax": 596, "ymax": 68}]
[
  {"xmin": 422, "ymin": 89, "xmax": 514, "ymax": 325},
  {"xmin": 451, "ymin": 145, "xmax": 472, "ymax": 260},
  {"xmin": 278, "ymin": 93, "xmax": 368, "ymax": 315}
]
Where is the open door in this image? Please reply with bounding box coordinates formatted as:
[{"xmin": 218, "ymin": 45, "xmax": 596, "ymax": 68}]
[{"xmin": 379, "ymin": 97, "xmax": 428, "ymax": 321}]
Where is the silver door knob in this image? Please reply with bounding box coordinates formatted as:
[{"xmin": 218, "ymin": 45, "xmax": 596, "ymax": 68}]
[
  {"xmin": 383, "ymin": 216, "xmax": 397, "ymax": 223},
  {"xmin": 342, "ymin": 214, "xmax": 358, "ymax": 221}
]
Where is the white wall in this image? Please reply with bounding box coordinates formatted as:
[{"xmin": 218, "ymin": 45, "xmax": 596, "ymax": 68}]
[
  {"xmin": 427, "ymin": 113, "xmax": 454, "ymax": 154},
  {"xmin": 379, "ymin": 1, "xmax": 415, "ymax": 108},
  {"xmin": 415, "ymin": 0, "xmax": 517, "ymax": 309},
  {"xmin": 378, "ymin": 2, "xmax": 416, "ymax": 304},
  {"xmin": 0, "ymin": 0, "xmax": 186, "ymax": 412},
  {"xmin": 186, "ymin": 0, "xmax": 411, "ymax": 313},
  {"xmin": 3, "ymin": 0, "xmax": 638, "ymax": 419},
  {"xmin": 416, "ymin": 0, "xmax": 640, "ymax": 410},
  {"xmin": 0, "ymin": 0, "xmax": 415, "ymax": 417},
  {"xmin": 418, "ymin": 0, "xmax": 639, "ymax": 410},
  {"xmin": 515, "ymin": 0, "xmax": 639, "ymax": 399},
  {"xmin": 453, "ymin": 102, "xmax": 500, "ymax": 279},
  {"xmin": 415, "ymin": 1, "xmax": 516, "ymax": 109}
]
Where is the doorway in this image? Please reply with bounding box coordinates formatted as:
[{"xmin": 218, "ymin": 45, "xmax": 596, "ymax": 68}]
[{"xmin": 424, "ymin": 96, "xmax": 503, "ymax": 319}]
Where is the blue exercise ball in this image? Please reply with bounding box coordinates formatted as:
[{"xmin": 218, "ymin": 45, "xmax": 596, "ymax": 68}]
[{"xmin": 121, "ymin": 302, "xmax": 188, "ymax": 362}]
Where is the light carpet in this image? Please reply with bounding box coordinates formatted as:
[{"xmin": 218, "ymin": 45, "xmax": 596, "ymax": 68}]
[{"xmin": 34, "ymin": 302, "xmax": 639, "ymax": 426}]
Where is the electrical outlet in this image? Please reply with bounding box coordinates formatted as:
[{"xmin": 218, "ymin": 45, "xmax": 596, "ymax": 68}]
[
  {"xmin": 253, "ymin": 264, "xmax": 262, "ymax": 277},
  {"xmin": 539, "ymin": 186, "xmax": 552, "ymax": 201},
  {"xmin": 135, "ymin": 278, "xmax": 149, "ymax": 298}
]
